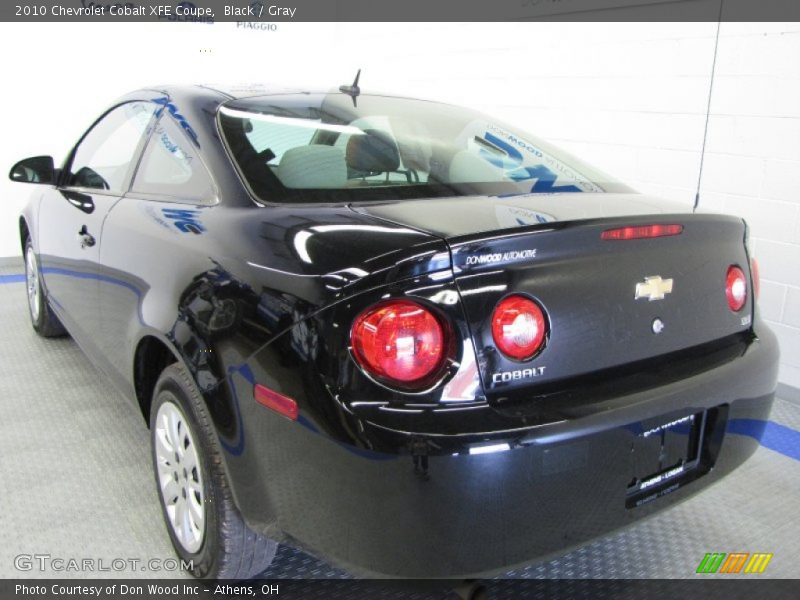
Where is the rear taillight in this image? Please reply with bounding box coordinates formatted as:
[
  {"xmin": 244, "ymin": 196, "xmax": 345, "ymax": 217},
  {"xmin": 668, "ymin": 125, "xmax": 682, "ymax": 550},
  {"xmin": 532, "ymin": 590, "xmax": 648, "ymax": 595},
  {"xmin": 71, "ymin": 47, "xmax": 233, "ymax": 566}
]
[
  {"xmin": 350, "ymin": 299, "xmax": 449, "ymax": 390},
  {"xmin": 726, "ymin": 265, "xmax": 747, "ymax": 312},
  {"xmin": 491, "ymin": 295, "xmax": 547, "ymax": 361},
  {"xmin": 750, "ymin": 257, "xmax": 760, "ymax": 300},
  {"xmin": 601, "ymin": 224, "xmax": 683, "ymax": 241}
]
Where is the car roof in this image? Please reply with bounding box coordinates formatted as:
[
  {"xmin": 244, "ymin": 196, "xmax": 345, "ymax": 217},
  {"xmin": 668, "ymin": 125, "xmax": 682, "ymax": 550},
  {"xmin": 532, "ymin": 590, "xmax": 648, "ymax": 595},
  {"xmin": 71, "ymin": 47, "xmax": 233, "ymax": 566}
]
[
  {"xmin": 199, "ymin": 83, "xmax": 315, "ymax": 98},
  {"xmin": 143, "ymin": 84, "xmax": 435, "ymax": 105},
  {"xmin": 145, "ymin": 83, "xmax": 329, "ymax": 101}
]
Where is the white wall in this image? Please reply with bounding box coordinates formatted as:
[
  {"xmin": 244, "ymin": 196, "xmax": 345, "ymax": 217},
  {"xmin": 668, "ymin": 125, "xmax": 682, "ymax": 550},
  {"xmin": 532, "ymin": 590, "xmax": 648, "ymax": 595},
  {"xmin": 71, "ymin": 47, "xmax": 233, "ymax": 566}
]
[
  {"xmin": 1, "ymin": 21, "xmax": 798, "ymax": 386},
  {"xmin": 699, "ymin": 23, "xmax": 800, "ymax": 389}
]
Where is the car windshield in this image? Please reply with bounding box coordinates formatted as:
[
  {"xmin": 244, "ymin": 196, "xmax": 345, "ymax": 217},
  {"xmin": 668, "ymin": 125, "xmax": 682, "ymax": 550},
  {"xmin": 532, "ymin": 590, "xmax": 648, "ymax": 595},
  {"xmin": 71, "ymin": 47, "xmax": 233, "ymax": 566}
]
[{"xmin": 218, "ymin": 93, "xmax": 630, "ymax": 204}]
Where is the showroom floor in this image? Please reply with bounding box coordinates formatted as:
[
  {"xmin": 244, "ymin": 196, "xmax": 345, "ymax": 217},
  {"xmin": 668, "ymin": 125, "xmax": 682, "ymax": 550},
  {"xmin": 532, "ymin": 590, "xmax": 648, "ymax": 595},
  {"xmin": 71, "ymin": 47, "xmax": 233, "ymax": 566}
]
[{"xmin": 1, "ymin": 261, "xmax": 799, "ymax": 585}]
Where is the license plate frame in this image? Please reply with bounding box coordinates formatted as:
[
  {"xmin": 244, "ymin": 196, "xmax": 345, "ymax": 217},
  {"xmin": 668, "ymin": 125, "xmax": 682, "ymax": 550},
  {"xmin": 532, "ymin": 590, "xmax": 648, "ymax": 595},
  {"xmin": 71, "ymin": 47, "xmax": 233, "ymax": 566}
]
[{"xmin": 626, "ymin": 410, "xmax": 707, "ymax": 508}]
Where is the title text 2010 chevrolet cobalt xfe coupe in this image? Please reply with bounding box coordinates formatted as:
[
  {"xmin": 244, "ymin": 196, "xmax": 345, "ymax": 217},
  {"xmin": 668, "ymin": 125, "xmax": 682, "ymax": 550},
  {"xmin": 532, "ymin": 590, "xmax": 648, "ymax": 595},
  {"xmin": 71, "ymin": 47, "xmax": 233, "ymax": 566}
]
[{"xmin": 9, "ymin": 85, "xmax": 778, "ymax": 579}]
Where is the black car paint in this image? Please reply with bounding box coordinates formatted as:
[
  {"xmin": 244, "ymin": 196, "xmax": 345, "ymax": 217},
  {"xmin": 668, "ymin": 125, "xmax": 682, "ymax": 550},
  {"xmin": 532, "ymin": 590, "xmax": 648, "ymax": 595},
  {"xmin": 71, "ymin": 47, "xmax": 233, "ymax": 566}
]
[{"xmin": 16, "ymin": 85, "xmax": 778, "ymax": 578}]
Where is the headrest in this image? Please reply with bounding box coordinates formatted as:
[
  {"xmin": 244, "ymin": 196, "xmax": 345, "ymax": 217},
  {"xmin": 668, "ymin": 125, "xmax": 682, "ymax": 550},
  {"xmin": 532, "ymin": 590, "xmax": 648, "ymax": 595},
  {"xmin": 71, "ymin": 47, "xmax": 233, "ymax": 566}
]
[
  {"xmin": 276, "ymin": 145, "xmax": 347, "ymax": 189},
  {"xmin": 346, "ymin": 129, "xmax": 400, "ymax": 173}
]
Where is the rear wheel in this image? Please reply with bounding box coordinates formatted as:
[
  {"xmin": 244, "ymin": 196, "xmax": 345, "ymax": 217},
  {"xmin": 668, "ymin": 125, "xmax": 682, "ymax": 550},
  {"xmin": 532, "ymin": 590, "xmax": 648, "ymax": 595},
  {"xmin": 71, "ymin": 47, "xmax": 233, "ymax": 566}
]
[
  {"xmin": 24, "ymin": 239, "xmax": 66, "ymax": 337},
  {"xmin": 150, "ymin": 363, "xmax": 277, "ymax": 579}
]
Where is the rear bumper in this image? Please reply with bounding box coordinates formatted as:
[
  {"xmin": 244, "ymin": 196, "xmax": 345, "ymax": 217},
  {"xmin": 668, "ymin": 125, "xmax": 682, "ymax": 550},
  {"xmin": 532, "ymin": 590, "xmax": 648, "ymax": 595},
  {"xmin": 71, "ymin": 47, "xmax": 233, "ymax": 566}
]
[{"xmin": 223, "ymin": 323, "xmax": 779, "ymax": 578}]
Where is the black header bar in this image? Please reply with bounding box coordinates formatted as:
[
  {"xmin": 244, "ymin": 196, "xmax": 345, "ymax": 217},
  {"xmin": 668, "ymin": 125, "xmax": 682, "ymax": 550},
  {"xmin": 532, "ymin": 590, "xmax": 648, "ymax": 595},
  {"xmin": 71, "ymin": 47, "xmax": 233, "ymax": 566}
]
[
  {"xmin": 3, "ymin": 579, "xmax": 799, "ymax": 600},
  {"xmin": 2, "ymin": 0, "xmax": 800, "ymax": 22}
]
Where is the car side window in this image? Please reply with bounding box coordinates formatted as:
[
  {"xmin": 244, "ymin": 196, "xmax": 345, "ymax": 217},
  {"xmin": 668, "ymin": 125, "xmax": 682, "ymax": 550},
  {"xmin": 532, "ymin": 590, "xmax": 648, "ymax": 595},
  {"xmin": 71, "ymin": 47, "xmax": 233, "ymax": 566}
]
[
  {"xmin": 130, "ymin": 114, "xmax": 216, "ymax": 204},
  {"xmin": 67, "ymin": 102, "xmax": 156, "ymax": 193}
]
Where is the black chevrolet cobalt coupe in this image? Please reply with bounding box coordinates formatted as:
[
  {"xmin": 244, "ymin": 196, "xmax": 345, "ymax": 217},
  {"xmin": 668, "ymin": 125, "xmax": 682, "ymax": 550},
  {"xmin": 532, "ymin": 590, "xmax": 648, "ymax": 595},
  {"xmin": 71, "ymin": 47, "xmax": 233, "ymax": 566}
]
[{"xmin": 10, "ymin": 85, "xmax": 778, "ymax": 579}]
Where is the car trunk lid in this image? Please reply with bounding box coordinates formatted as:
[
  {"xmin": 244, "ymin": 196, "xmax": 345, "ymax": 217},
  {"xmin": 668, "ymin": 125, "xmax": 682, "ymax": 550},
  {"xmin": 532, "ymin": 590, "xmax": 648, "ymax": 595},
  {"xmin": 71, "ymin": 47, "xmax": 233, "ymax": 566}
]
[{"xmin": 351, "ymin": 195, "xmax": 753, "ymax": 400}]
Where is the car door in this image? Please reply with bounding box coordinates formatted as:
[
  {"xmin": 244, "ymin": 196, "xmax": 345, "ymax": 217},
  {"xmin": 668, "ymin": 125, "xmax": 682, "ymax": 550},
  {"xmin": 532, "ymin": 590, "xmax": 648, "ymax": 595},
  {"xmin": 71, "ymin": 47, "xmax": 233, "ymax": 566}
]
[
  {"xmin": 37, "ymin": 101, "xmax": 158, "ymax": 355},
  {"xmin": 98, "ymin": 109, "xmax": 219, "ymax": 378}
]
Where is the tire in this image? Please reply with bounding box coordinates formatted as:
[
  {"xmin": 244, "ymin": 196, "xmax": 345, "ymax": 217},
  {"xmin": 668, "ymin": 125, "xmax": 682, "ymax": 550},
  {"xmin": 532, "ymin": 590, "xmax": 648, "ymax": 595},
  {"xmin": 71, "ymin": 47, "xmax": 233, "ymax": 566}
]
[
  {"xmin": 150, "ymin": 363, "xmax": 278, "ymax": 579},
  {"xmin": 24, "ymin": 239, "xmax": 67, "ymax": 338}
]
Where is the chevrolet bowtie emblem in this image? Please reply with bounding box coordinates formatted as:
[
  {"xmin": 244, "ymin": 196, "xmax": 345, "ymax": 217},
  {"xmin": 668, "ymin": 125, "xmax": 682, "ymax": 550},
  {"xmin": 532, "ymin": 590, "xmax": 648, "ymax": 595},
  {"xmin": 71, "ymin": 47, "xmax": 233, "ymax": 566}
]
[{"xmin": 635, "ymin": 276, "xmax": 674, "ymax": 301}]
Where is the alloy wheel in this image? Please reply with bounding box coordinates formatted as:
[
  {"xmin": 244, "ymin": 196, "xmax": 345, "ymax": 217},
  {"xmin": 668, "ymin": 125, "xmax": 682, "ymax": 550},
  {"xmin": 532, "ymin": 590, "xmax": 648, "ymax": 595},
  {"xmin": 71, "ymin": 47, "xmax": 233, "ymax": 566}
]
[{"xmin": 154, "ymin": 400, "xmax": 206, "ymax": 553}]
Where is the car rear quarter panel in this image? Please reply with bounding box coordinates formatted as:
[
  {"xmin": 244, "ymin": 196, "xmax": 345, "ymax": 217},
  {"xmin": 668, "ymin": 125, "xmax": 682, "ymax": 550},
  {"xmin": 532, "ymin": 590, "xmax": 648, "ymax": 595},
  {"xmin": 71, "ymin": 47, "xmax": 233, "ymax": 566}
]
[{"xmin": 97, "ymin": 193, "xmax": 451, "ymax": 425}]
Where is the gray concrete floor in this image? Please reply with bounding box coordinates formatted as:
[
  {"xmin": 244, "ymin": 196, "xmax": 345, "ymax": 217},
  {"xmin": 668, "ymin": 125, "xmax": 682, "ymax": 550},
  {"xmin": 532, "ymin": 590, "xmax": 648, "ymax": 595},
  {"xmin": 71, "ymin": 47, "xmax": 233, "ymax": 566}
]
[{"xmin": 1, "ymin": 271, "xmax": 798, "ymax": 580}]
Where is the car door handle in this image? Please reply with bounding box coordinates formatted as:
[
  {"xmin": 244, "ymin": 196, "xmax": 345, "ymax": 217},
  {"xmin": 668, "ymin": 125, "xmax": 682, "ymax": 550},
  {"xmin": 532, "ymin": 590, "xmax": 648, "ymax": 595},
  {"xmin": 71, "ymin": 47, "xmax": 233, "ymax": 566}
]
[
  {"xmin": 77, "ymin": 225, "xmax": 96, "ymax": 248},
  {"xmin": 60, "ymin": 189, "xmax": 95, "ymax": 214}
]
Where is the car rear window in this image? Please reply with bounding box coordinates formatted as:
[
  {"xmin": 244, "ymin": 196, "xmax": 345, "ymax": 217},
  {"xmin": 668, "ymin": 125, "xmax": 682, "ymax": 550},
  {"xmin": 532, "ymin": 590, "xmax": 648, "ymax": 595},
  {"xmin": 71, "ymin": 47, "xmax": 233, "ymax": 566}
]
[{"xmin": 218, "ymin": 93, "xmax": 630, "ymax": 204}]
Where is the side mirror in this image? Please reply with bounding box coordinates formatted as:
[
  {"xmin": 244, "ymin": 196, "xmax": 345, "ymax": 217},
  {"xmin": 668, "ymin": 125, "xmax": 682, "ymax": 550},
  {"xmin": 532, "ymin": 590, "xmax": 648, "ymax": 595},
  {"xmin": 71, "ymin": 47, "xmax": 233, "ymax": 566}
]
[{"xmin": 9, "ymin": 156, "xmax": 56, "ymax": 185}]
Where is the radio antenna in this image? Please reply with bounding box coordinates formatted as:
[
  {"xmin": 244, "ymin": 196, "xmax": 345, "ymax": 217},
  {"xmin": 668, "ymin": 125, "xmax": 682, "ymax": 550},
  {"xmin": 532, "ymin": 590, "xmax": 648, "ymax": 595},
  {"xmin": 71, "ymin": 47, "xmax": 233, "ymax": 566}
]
[{"xmin": 339, "ymin": 69, "xmax": 361, "ymax": 107}]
